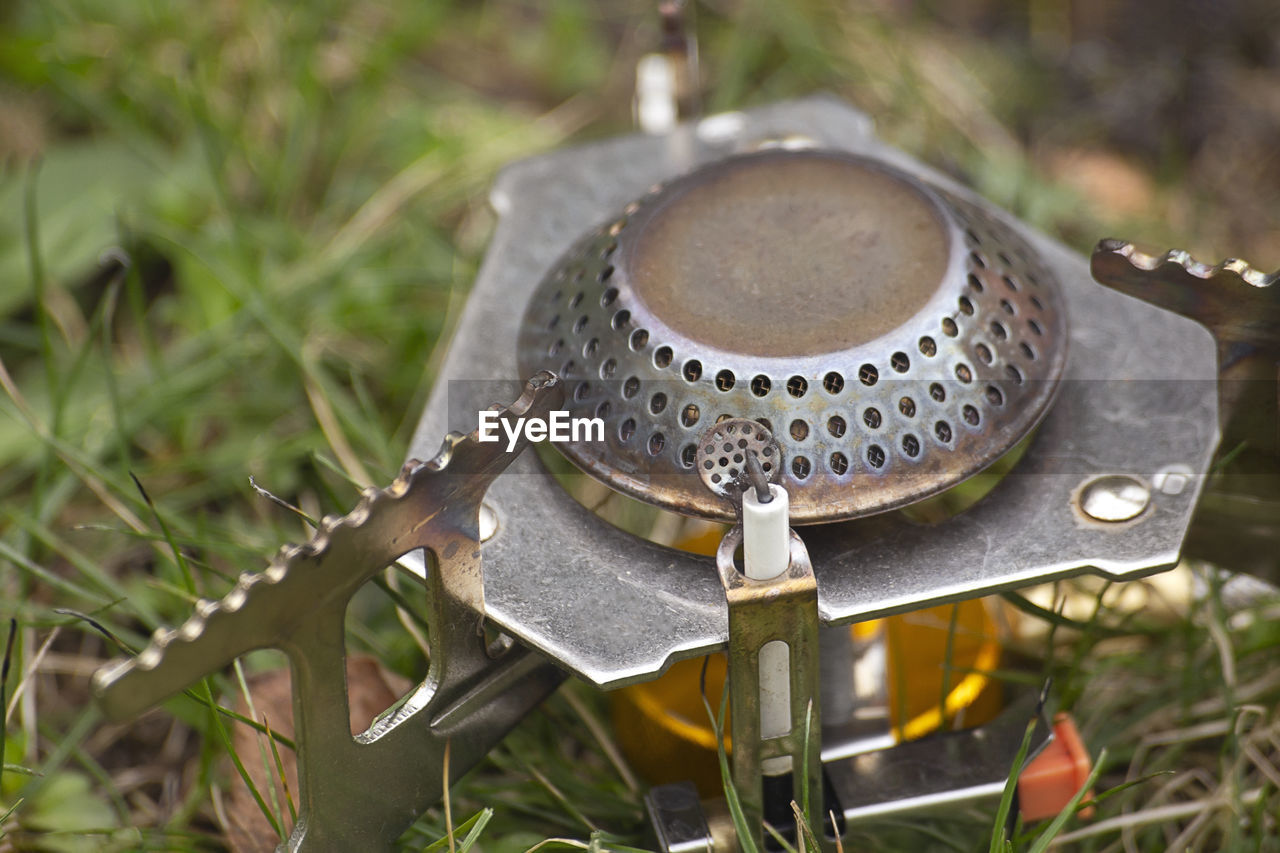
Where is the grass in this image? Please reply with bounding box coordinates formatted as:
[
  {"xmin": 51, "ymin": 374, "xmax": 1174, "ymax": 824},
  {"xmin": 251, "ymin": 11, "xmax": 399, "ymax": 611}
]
[{"xmin": 2, "ymin": 0, "xmax": 1279, "ymax": 850}]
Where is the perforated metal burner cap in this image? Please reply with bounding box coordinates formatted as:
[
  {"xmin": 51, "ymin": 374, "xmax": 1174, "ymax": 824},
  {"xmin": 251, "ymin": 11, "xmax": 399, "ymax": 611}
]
[{"xmin": 516, "ymin": 149, "xmax": 1067, "ymax": 524}]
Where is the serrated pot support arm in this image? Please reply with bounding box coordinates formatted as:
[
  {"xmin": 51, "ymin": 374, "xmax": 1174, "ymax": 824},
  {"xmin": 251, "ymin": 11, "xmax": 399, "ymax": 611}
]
[{"xmin": 92, "ymin": 373, "xmax": 568, "ymax": 852}]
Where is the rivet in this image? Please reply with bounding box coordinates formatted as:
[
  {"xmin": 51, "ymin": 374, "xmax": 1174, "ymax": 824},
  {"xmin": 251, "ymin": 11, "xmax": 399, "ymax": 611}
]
[{"xmin": 1078, "ymin": 475, "xmax": 1150, "ymax": 522}]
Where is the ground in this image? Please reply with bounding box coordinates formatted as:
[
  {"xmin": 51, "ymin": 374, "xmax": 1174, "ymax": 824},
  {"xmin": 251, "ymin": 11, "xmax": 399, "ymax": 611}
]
[{"xmin": 1, "ymin": 1, "xmax": 1278, "ymax": 851}]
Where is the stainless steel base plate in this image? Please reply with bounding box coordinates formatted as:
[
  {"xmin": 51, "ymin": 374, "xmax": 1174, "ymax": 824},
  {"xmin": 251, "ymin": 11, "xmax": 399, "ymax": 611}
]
[{"xmin": 408, "ymin": 95, "xmax": 1219, "ymax": 689}]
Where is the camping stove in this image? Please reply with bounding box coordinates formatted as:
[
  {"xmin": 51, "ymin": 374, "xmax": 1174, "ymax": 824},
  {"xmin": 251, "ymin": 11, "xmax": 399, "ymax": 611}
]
[{"xmin": 91, "ymin": 96, "xmax": 1278, "ymax": 851}]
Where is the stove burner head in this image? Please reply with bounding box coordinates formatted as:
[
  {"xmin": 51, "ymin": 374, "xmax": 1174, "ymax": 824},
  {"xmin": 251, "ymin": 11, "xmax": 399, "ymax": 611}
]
[{"xmin": 517, "ymin": 149, "xmax": 1068, "ymax": 523}]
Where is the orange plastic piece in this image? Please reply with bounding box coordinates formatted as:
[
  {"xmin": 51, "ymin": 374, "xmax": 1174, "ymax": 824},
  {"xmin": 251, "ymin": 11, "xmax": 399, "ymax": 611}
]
[{"xmin": 1018, "ymin": 712, "xmax": 1094, "ymax": 821}]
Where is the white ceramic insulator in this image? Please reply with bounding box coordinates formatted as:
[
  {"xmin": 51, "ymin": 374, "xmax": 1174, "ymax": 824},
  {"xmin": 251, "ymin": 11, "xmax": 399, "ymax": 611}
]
[
  {"xmin": 743, "ymin": 482, "xmax": 793, "ymax": 774},
  {"xmin": 743, "ymin": 484, "xmax": 789, "ymax": 581}
]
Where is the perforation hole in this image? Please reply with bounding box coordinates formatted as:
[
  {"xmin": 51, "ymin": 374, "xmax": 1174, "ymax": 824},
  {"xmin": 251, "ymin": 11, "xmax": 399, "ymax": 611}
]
[
  {"xmin": 1020, "ymin": 342, "xmax": 1036, "ymax": 360},
  {"xmin": 654, "ymin": 346, "xmax": 673, "ymax": 368},
  {"xmin": 715, "ymin": 370, "xmax": 736, "ymax": 392},
  {"xmin": 680, "ymin": 445, "xmax": 696, "ymax": 467},
  {"xmin": 1030, "ymin": 295, "xmax": 1044, "ymax": 311},
  {"xmin": 792, "ymin": 456, "xmax": 812, "ymax": 480},
  {"xmin": 959, "ymin": 296, "xmax": 975, "ymax": 316},
  {"xmin": 548, "ymin": 314, "xmax": 561, "ymax": 330},
  {"xmin": 623, "ymin": 377, "xmax": 640, "ymax": 398},
  {"xmin": 823, "ymin": 372, "xmax": 845, "ymax": 394},
  {"xmin": 975, "ymin": 343, "xmax": 993, "ymax": 364},
  {"xmin": 584, "ymin": 338, "xmax": 600, "ymax": 358},
  {"xmin": 956, "ymin": 363, "xmax": 973, "ymax": 383},
  {"xmin": 935, "ymin": 420, "xmax": 952, "ymax": 443},
  {"xmin": 787, "ymin": 376, "xmax": 808, "ymax": 398},
  {"xmin": 650, "ymin": 392, "xmax": 667, "ymax": 414},
  {"xmin": 750, "ymin": 375, "xmax": 771, "ymax": 397},
  {"xmin": 942, "ymin": 318, "xmax": 958, "ymax": 337},
  {"xmin": 990, "ymin": 321, "xmax": 1008, "ymax": 341},
  {"xmin": 919, "ymin": 336, "xmax": 937, "ymax": 357},
  {"xmin": 1028, "ymin": 319, "xmax": 1044, "ymax": 336},
  {"xmin": 629, "ymin": 328, "xmax": 649, "ymax": 349},
  {"xmin": 1002, "ymin": 275, "xmax": 1019, "ymax": 292},
  {"xmin": 963, "ymin": 404, "xmax": 979, "ymax": 425},
  {"xmin": 790, "ymin": 419, "xmax": 809, "ymax": 441},
  {"xmin": 599, "ymin": 265, "xmax": 614, "ymax": 283},
  {"xmin": 899, "ymin": 397, "xmax": 916, "ymax": 418},
  {"xmin": 967, "ymin": 273, "xmax": 984, "ymax": 293},
  {"xmin": 830, "ymin": 452, "xmax": 849, "ymax": 475},
  {"xmin": 997, "ymin": 252, "xmax": 1012, "ymax": 266},
  {"xmin": 902, "ymin": 435, "xmax": 920, "ymax": 458},
  {"xmin": 677, "ymin": 404, "xmax": 700, "ymax": 428},
  {"xmin": 1000, "ymin": 298, "xmax": 1015, "ymax": 315},
  {"xmin": 561, "ymin": 360, "xmax": 577, "ymax": 377},
  {"xmin": 970, "ymin": 251, "xmax": 987, "ymax": 269},
  {"xmin": 966, "ymin": 229, "xmax": 982, "ymax": 245},
  {"xmin": 683, "ymin": 360, "xmax": 702, "ymax": 382},
  {"xmin": 986, "ymin": 385, "xmax": 1004, "ymax": 406},
  {"xmin": 867, "ymin": 445, "xmax": 886, "ymax": 469},
  {"xmin": 600, "ymin": 240, "xmax": 618, "ymax": 259},
  {"xmin": 929, "ymin": 382, "xmax": 946, "ymax": 402},
  {"xmin": 619, "ymin": 418, "xmax": 636, "ymax": 441},
  {"xmin": 600, "ymin": 358, "xmax": 617, "ymax": 378},
  {"xmin": 574, "ymin": 382, "xmax": 590, "ymax": 402},
  {"xmin": 891, "ymin": 352, "xmax": 910, "ymax": 373},
  {"xmin": 1006, "ymin": 365, "xmax": 1024, "ymax": 384},
  {"xmin": 612, "ymin": 310, "xmax": 630, "ymax": 331},
  {"xmin": 864, "ymin": 407, "xmax": 882, "ymax": 429},
  {"xmin": 569, "ymin": 292, "xmax": 583, "ymax": 308},
  {"xmin": 756, "ymin": 417, "xmax": 773, "ymax": 432},
  {"xmin": 859, "ymin": 364, "xmax": 879, "ymax": 386},
  {"xmin": 548, "ymin": 339, "xmax": 564, "ymax": 357},
  {"xmin": 596, "ymin": 400, "xmax": 611, "ymax": 419},
  {"xmin": 827, "ymin": 416, "xmax": 846, "ymax": 438},
  {"xmin": 601, "ymin": 287, "xmax": 618, "ymax": 307},
  {"xmin": 647, "ymin": 432, "xmax": 665, "ymax": 455}
]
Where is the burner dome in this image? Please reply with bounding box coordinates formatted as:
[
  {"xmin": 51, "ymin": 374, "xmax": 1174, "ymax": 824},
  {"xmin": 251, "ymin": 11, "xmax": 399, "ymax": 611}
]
[{"xmin": 516, "ymin": 149, "xmax": 1067, "ymax": 523}]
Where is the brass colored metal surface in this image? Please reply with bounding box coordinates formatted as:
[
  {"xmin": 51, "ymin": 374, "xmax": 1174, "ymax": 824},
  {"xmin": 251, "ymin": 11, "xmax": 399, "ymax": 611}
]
[
  {"xmin": 715, "ymin": 525, "xmax": 825, "ymax": 849},
  {"xmin": 517, "ymin": 148, "xmax": 1069, "ymax": 524},
  {"xmin": 92, "ymin": 375, "xmax": 568, "ymax": 852},
  {"xmin": 629, "ymin": 151, "xmax": 948, "ymax": 357}
]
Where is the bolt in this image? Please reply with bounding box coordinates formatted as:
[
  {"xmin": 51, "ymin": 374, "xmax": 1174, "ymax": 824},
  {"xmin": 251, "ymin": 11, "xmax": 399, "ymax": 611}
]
[{"xmin": 1078, "ymin": 475, "xmax": 1150, "ymax": 523}]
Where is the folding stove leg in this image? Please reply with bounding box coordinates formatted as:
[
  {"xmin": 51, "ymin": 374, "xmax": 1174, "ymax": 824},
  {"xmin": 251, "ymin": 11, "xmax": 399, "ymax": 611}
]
[
  {"xmin": 92, "ymin": 374, "xmax": 569, "ymax": 851},
  {"xmin": 713, "ymin": 524, "xmax": 828, "ymax": 851}
]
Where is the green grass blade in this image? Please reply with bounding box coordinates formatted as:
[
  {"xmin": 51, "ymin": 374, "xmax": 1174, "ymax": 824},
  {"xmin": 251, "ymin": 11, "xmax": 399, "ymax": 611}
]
[
  {"xmin": 988, "ymin": 717, "xmax": 1037, "ymax": 853},
  {"xmin": 1025, "ymin": 748, "xmax": 1107, "ymax": 853}
]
